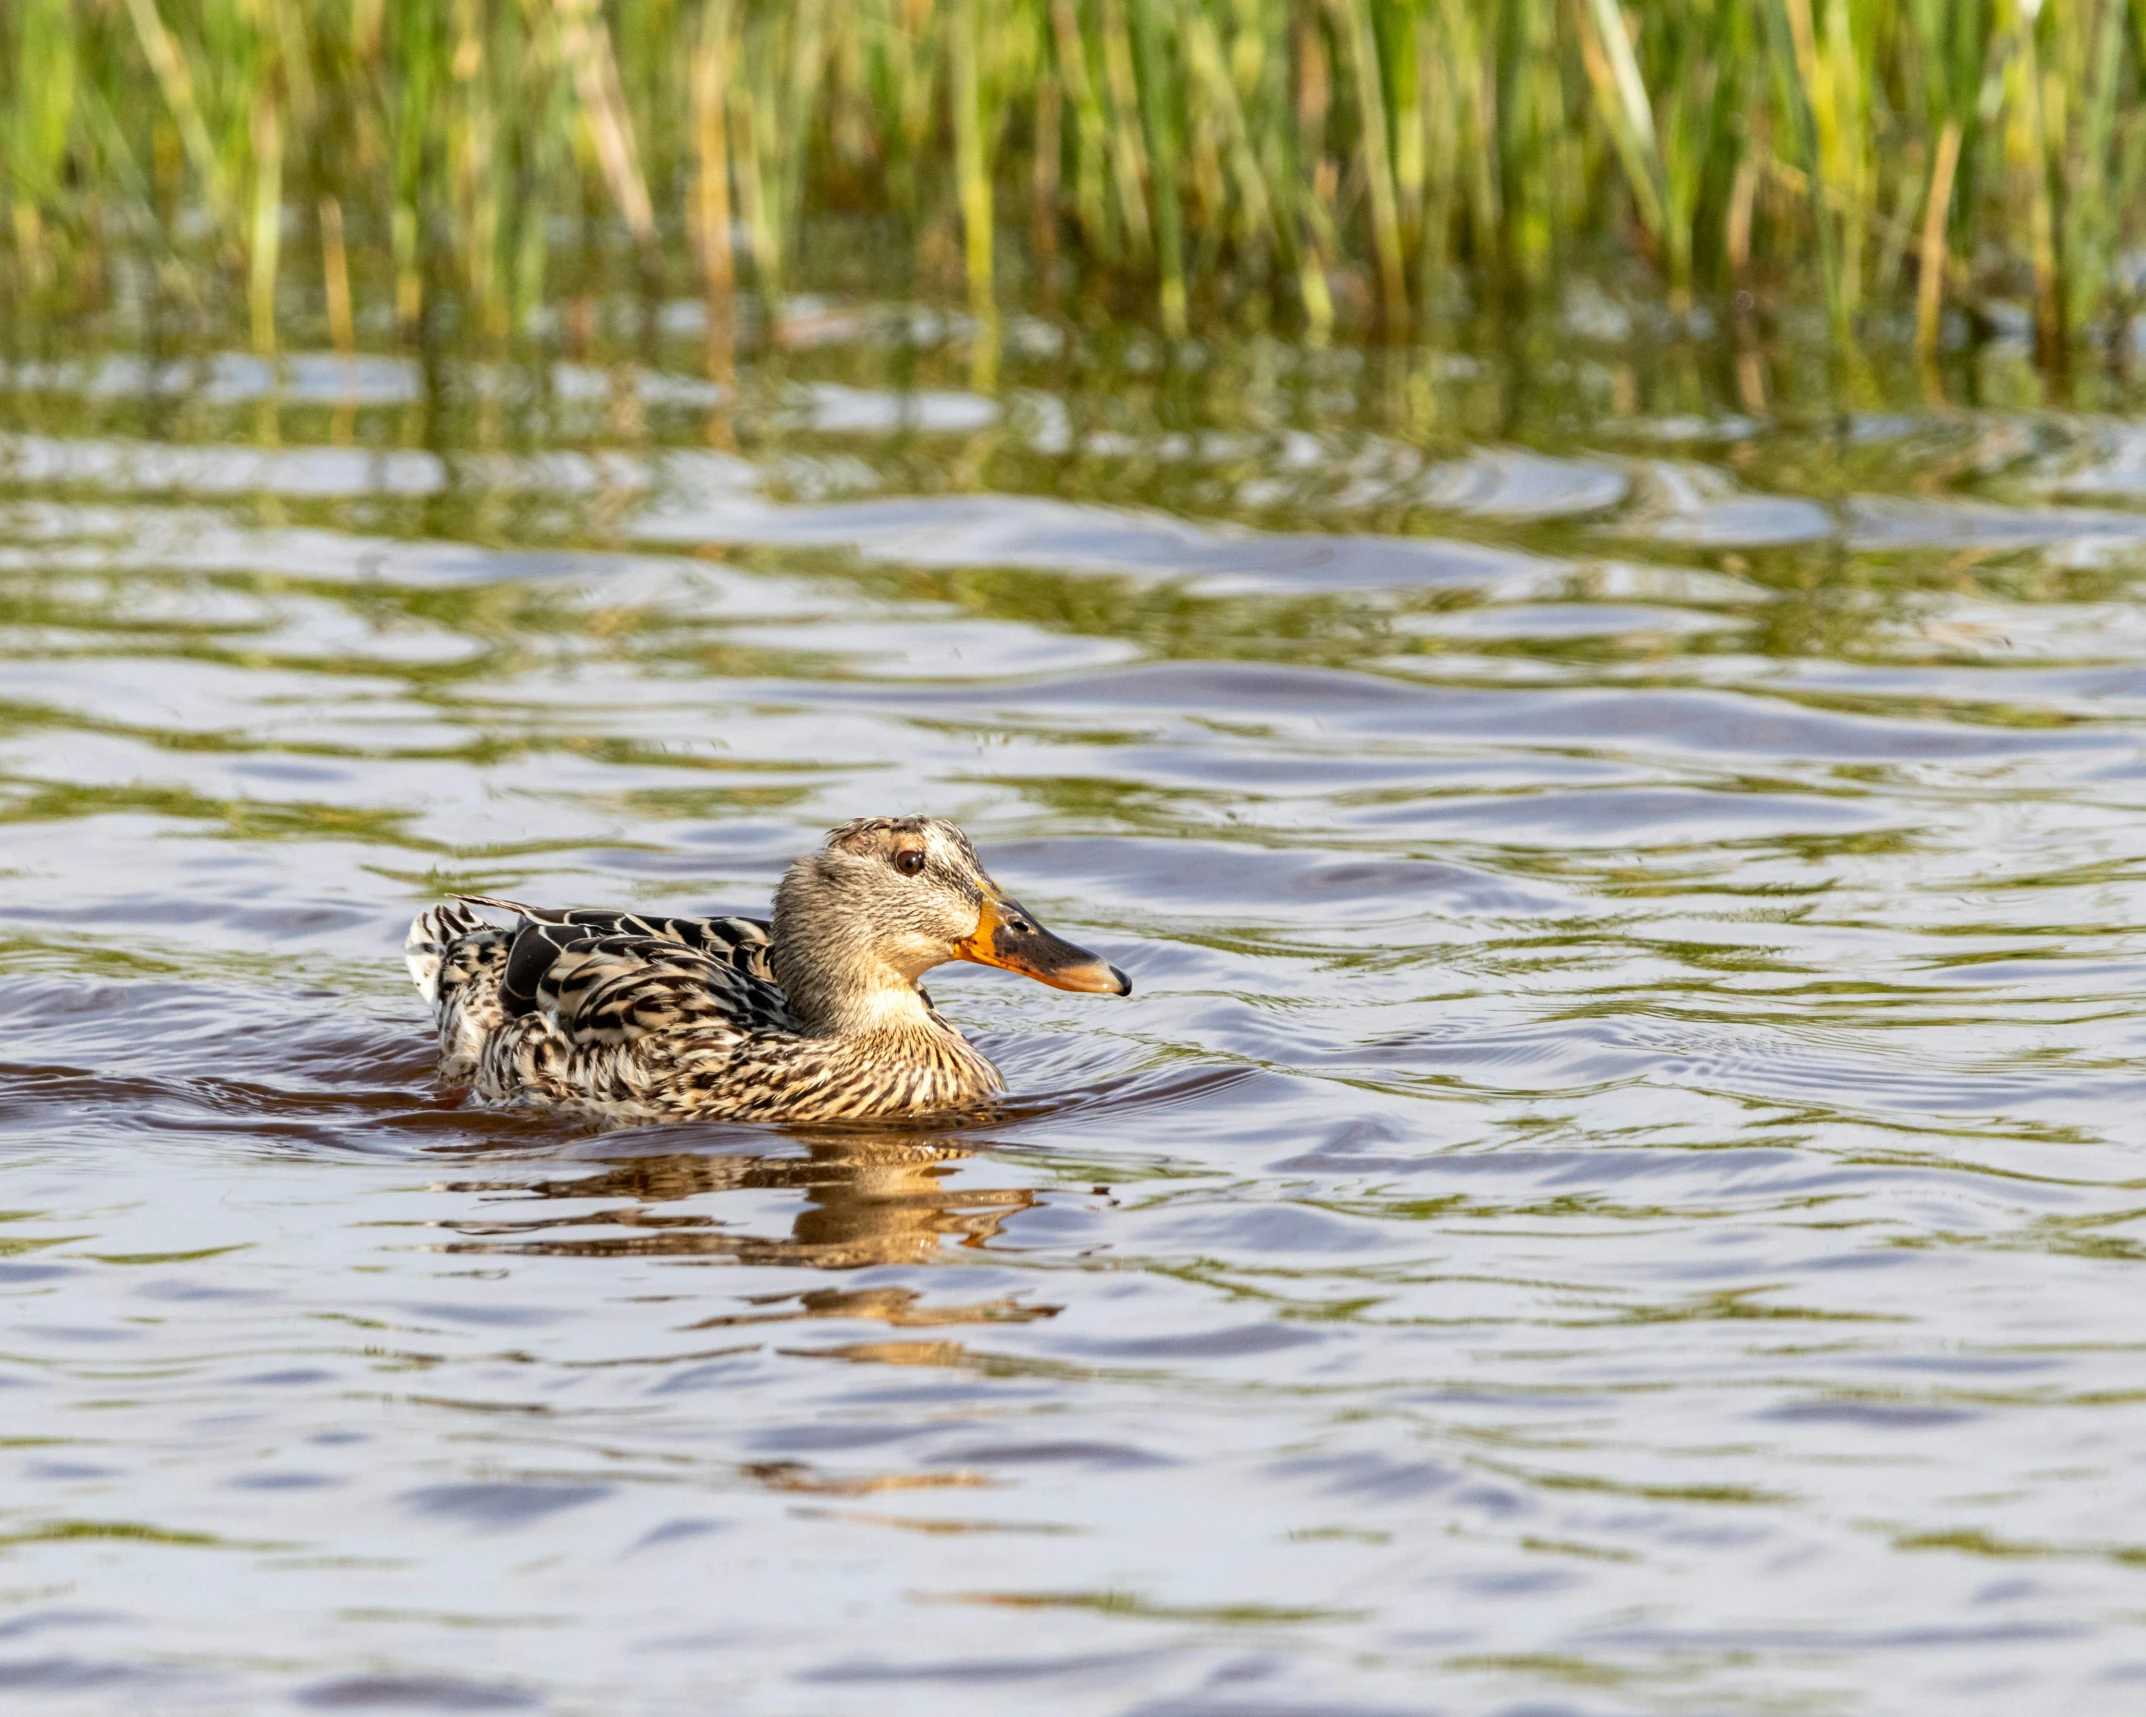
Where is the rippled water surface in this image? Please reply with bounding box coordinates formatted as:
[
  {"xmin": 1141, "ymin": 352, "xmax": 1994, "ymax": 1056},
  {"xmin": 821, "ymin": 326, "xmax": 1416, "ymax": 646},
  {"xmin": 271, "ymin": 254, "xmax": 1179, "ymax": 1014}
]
[{"xmin": 9, "ymin": 312, "xmax": 2146, "ymax": 1715}]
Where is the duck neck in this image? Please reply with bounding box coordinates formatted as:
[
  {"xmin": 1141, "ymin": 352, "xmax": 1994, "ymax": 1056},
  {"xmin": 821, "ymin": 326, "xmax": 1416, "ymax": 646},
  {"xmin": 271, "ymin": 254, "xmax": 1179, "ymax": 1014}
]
[
  {"xmin": 784, "ymin": 965, "xmax": 945, "ymax": 1044},
  {"xmin": 769, "ymin": 917, "xmax": 941, "ymax": 1044}
]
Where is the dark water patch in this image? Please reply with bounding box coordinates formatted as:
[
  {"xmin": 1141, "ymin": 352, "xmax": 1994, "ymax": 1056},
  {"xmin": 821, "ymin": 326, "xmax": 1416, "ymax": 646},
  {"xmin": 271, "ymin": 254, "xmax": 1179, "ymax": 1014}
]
[
  {"xmin": 1061, "ymin": 1323, "xmax": 1324, "ymax": 1361},
  {"xmin": 0, "ymin": 1609, "xmax": 128, "ymax": 1642},
  {"xmin": 1274, "ymin": 1453, "xmax": 1462, "ymax": 1500},
  {"xmin": 625, "ymin": 1518, "xmax": 730, "ymax": 1553},
  {"xmin": 934, "ymin": 1440, "xmax": 1178, "ymax": 1470},
  {"xmin": 1123, "ymin": 1702, "xmax": 1434, "ymax": 1717},
  {"xmin": 0, "ymin": 1264, "xmax": 77, "ymax": 1285},
  {"xmin": 1844, "ymin": 1351, "xmax": 2066, "ymax": 1376},
  {"xmin": 397, "ymin": 1484, "xmax": 610, "ymax": 1531},
  {"xmin": 746, "ymin": 1421, "xmax": 931, "ymax": 1454},
  {"xmin": 1760, "ymin": 1400, "xmax": 1977, "ymax": 1428},
  {"xmin": 799, "ymin": 1646, "xmax": 1165, "ymax": 1685},
  {"xmin": 1588, "ymin": 1619, "xmax": 2083, "ymax": 1651},
  {"xmin": 294, "ymin": 1675, "xmax": 540, "ymax": 1711},
  {"xmin": 0, "ymin": 1655, "xmax": 164, "ymax": 1692},
  {"xmin": 400, "ymin": 1304, "xmax": 565, "ymax": 1329}
]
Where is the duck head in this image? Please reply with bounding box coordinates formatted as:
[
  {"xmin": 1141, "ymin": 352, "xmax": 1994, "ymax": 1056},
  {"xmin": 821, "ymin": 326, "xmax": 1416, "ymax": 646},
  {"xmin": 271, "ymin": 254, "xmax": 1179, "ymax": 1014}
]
[{"xmin": 771, "ymin": 817, "xmax": 1129, "ymax": 1033}]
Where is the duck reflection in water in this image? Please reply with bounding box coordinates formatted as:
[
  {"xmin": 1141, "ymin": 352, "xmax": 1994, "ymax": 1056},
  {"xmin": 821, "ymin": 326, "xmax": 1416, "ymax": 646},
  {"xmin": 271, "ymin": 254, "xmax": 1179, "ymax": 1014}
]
[{"xmin": 436, "ymin": 1132, "xmax": 1047, "ymax": 1277}]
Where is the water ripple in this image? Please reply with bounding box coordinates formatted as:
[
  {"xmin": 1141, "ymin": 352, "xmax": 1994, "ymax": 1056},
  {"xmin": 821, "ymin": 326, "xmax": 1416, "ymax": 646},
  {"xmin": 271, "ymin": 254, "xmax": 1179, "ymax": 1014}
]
[{"xmin": 5, "ymin": 333, "xmax": 2146, "ymax": 1715}]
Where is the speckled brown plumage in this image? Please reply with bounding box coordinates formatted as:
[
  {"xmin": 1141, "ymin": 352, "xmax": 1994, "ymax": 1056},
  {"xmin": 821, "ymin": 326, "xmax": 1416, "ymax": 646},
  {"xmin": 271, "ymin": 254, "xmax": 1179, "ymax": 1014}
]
[{"xmin": 405, "ymin": 817, "xmax": 1130, "ymax": 1125}]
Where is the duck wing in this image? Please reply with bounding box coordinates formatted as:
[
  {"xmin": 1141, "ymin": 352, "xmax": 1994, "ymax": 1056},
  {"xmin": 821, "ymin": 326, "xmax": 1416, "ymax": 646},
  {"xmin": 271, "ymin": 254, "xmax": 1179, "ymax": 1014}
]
[{"xmin": 456, "ymin": 897, "xmax": 790, "ymax": 1046}]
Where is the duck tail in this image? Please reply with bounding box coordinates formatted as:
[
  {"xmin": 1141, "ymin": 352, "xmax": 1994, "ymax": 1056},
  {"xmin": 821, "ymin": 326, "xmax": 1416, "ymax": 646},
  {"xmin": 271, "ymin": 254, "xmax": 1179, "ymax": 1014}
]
[
  {"xmin": 407, "ymin": 901, "xmax": 519, "ymax": 1082},
  {"xmin": 405, "ymin": 900, "xmax": 489, "ymax": 1005},
  {"xmin": 450, "ymin": 893, "xmax": 539, "ymax": 920}
]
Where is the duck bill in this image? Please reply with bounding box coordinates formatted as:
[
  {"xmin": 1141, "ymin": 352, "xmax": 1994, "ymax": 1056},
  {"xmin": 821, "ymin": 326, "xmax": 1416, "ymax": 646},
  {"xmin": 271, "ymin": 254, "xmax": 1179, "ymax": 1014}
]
[{"xmin": 954, "ymin": 897, "xmax": 1131, "ymax": 996}]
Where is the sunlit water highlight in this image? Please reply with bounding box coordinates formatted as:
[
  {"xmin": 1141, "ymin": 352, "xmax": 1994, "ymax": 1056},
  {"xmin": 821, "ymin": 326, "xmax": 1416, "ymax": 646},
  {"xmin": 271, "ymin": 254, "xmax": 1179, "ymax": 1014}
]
[{"xmin": 5, "ymin": 313, "xmax": 2146, "ymax": 1715}]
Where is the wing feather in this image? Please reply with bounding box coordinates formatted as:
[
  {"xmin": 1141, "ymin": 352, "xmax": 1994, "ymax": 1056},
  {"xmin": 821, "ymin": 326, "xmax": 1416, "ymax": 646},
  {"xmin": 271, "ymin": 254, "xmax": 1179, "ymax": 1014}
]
[
  {"xmin": 452, "ymin": 897, "xmax": 777, "ymax": 1018},
  {"xmin": 466, "ymin": 909, "xmax": 792, "ymax": 1049}
]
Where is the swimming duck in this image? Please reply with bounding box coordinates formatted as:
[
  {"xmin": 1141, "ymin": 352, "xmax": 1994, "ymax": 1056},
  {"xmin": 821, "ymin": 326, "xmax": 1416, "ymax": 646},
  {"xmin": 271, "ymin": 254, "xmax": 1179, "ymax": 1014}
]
[{"xmin": 404, "ymin": 816, "xmax": 1130, "ymax": 1124}]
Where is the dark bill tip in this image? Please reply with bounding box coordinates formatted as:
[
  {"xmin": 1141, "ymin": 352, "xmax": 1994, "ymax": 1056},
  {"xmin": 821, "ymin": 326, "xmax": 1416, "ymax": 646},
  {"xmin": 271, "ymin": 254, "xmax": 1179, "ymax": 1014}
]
[
  {"xmin": 958, "ymin": 905, "xmax": 1130, "ymax": 997},
  {"xmin": 1021, "ymin": 950, "xmax": 1127, "ymax": 995}
]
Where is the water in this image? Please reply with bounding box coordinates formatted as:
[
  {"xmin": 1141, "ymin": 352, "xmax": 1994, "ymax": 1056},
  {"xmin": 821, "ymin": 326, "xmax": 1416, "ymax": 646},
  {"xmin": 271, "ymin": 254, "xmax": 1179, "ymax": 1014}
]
[{"xmin": 6, "ymin": 307, "xmax": 2146, "ymax": 1715}]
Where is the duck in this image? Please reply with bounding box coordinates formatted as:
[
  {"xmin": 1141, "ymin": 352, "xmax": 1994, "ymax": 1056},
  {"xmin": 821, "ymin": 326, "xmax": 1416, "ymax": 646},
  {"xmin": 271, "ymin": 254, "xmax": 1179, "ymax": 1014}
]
[{"xmin": 404, "ymin": 816, "xmax": 1130, "ymax": 1125}]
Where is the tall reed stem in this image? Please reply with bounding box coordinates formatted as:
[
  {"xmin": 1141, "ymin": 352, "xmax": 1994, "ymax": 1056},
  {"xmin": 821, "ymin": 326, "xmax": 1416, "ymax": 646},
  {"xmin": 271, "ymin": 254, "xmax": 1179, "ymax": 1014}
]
[{"xmin": 1915, "ymin": 118, "xmax": 1960, "ymax": 364}]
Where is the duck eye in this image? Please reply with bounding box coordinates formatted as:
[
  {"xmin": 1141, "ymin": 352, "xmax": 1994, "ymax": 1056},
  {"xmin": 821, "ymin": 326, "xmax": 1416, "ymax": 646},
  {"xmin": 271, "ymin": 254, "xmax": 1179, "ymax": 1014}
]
[{"xmin": 894, "ymin": 849, "xmax": 926, "ymax": 876}]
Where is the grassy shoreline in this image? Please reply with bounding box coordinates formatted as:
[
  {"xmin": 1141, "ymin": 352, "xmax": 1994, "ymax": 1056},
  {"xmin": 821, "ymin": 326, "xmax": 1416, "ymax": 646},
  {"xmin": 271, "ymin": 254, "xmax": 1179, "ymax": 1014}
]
[{"xmin": 4, "ymin": 1, "xmax": 2144, "ymax": 371}]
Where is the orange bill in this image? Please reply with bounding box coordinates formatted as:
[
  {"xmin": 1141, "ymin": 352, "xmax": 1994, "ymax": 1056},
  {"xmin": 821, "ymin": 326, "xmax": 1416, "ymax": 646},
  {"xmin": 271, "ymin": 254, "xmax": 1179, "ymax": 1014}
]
[{"xmin": 953, "ymin": 896, "xmax": 1130, "ymax": 996}]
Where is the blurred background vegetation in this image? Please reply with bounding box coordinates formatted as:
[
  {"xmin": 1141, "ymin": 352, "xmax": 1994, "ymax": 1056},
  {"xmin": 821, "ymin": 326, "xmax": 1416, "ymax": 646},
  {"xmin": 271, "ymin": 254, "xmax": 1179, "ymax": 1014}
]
[{"xmin": 1, "ymin": 0, "xmax": 2142, "ymax": 377}]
